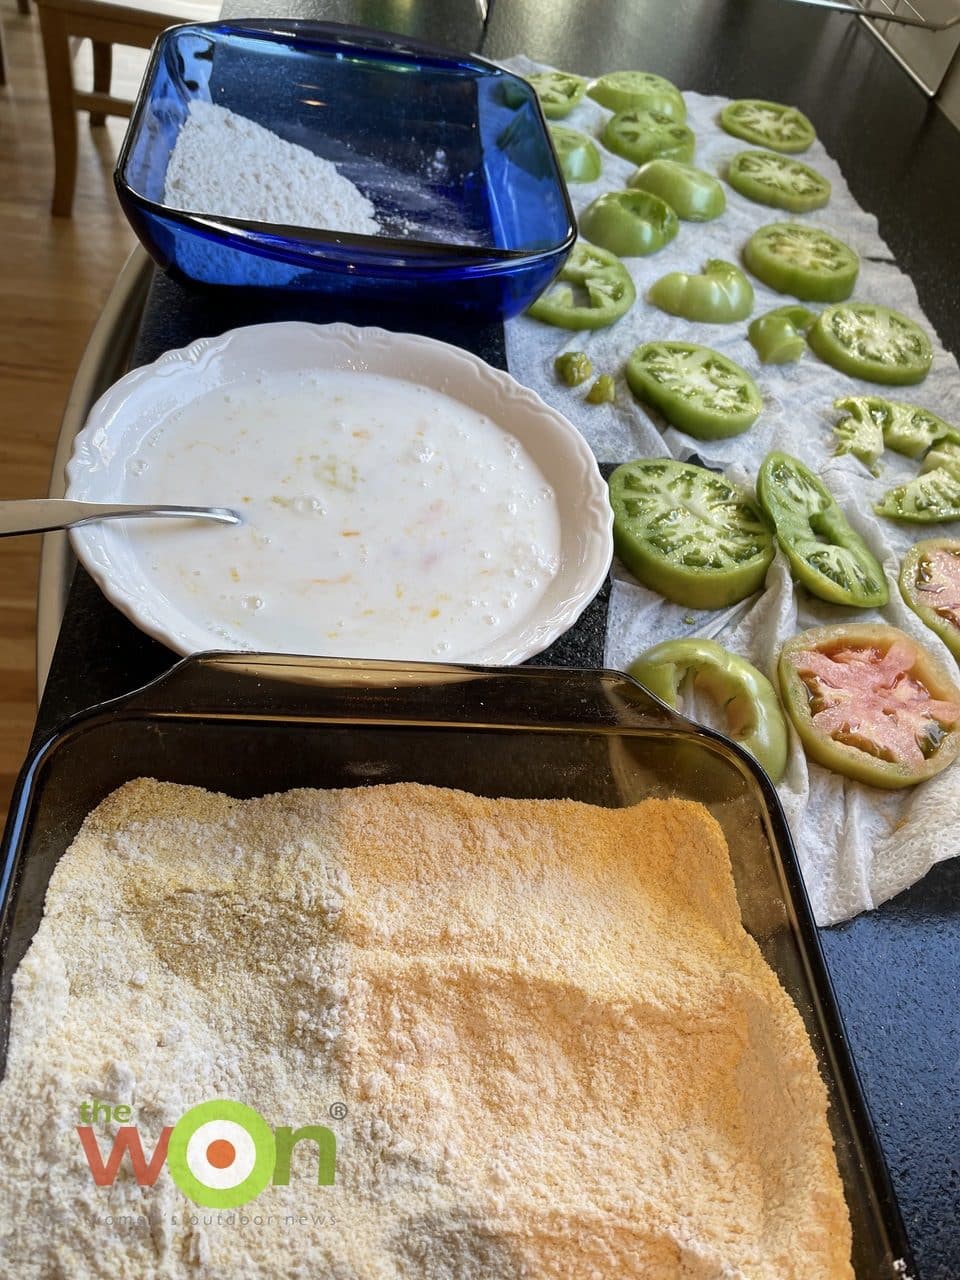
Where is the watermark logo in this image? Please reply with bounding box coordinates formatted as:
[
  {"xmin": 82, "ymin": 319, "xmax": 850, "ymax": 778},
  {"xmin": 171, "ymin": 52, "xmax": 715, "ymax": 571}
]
[{"xmin": 77, "ymin": 1098, "xmax": 339, "ymax": 1207}]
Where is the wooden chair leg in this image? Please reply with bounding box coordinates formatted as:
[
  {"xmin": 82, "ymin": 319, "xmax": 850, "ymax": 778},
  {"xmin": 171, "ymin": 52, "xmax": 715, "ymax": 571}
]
[
  {"xmin": 38, "ymin": 4, "xmax": 78, "ymax": 217},
  {"xmin": 90, "ymin": 41, "xmax": 111, "ymax": 125}
]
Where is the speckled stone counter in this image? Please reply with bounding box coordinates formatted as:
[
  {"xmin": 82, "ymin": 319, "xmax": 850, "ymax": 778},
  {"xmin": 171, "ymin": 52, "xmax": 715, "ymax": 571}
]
[{"xmin": 29, "ymin": 2, "xmax": 960, "ymax": 1276}]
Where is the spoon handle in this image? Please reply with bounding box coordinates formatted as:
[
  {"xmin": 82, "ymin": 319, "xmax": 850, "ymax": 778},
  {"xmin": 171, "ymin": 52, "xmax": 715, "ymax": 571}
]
[{"xmin": 0, "ymin": 500, "xmax": 241, "ymax": 538}]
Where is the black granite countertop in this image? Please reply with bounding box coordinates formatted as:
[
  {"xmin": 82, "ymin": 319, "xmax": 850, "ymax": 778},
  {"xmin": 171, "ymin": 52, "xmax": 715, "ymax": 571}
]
[{"xmin": 30, "ymin": 2, "xmax": 960, "ymax": 1276}]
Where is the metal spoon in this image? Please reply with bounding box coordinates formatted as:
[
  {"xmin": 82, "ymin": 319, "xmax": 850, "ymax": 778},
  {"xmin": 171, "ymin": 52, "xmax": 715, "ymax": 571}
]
[{"xmin": 0, "ymin": 499, "xmax": 242, "ymax": 538}]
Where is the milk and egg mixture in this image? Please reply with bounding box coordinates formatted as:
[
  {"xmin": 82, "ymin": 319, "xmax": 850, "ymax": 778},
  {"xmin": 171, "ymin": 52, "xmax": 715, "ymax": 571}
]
[{"xmin": 119, "ymin": 370, "xmax": 562, "ymax": 659}]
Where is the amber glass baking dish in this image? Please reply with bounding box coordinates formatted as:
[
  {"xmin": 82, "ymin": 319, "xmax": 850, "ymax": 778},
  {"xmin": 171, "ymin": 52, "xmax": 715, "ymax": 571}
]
[{"xmin": 0, "ymin": 654, "xmax": 914, "ymax": 1277}]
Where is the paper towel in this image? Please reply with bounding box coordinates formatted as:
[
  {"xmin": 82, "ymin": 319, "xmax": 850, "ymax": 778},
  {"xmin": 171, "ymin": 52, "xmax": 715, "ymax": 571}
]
[{"xmin": 502, "ymin": 57, "xmax": 960, "ymax": 925}]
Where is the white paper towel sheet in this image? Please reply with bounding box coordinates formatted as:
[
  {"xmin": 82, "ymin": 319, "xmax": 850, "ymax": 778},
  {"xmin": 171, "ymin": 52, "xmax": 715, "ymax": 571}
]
[{"xmin": 502, "ymin": 57, "xmax": 960, "ymax": 925}]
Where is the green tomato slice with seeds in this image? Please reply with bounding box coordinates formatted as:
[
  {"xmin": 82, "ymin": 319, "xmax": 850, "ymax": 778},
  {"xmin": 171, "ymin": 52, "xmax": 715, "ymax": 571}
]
[
  {"xmin": 626, "ymin": 341, "xmax": 762, "ymax": 440},
  {"xmin": 527, "ymin": 241, "xmax": 636, "ymax": 330},
  {"xmin": 832, "ymin": 406, "xmax": 884, "ymax": 476},
  {"xmin": 627, "ymin": 159, "xmax": 725, "ymax": 221},
  {"xmin": 526, "ymin": 70, "xmax": 587, "ymax": 119},
  {"xmin": 779, "ymin": 624, "xmax": 960, "ymax": 788},
  {"xmin": 743, "ymin": 223, "xmax": 859, "ymax": 302},
  {"xmin": 649, "ymin": 259, "xmax": 754, "ymax": 324},
  {"xmin": 757, "ymin": 451, "xmax": 888, "ymax": 607},
  {"xmin": 748, "ymin": 305, "xmax": 815, "ymax": 364},
  {"xmin": 587, "ymin": 71, "xmax": 686, "ymax": 120},
  {"xmin": 720, "ymin": 99, "xmax": 815, "ymax": 153},
  {"xmin": 809, "ymin": 304, "xmax": 933, "ymax": 385},
  {"xmin": 608, "ymin": 459, "xmax": 774, "ymax": 609},
  {"xmin": 922, "ymin": 441, "xmax": 960, "ymax": 477},
  {"xmin": 629, "ymin": 638, "xmax": 788, "ymax": 780},
  {"xmin": 579, "ymin": 190, "xmax": 679, "ymax": 258},
  {"xmin": 874, "ymin": 468, "xmax": 960, "ymax": 523},
  {"xmin": 833, "ymin": 396, "xmax": 959, "ymax": 460},
  {"xmin": 548, "ymin": 125, "xmax": 602, "ymax": 183},
  {"xmin": 727, "ymin": 149, "xmax": 830, "ymax": 213},
  {"xmin": 900, "ymin": 539, "xmax": 960, "ymax": 663},
  {"xmin": 602, "ymin": 108, "xmax": 695, "ymax": 166}
]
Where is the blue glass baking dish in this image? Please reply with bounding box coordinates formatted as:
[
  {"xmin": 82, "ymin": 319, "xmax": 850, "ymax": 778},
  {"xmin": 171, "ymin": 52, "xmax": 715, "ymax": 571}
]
[{"xmin": 114, "ymin": 19, "xmax": 576, "ymax": 317}]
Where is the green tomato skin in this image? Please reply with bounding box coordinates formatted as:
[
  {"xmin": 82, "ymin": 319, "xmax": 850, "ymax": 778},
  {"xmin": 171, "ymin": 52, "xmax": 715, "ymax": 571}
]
[
  {"xmin": 779, "ymin": 624, "xmax": 960, "ymax": 788},
  {"xmin": 608, "ymin": 460, "xmax": 774, "ymax": 610},
  {"xmin": 625, "ymin": 342, "xmax": 762, "ymax": 440},
  {"xmin": 548, "ymin": 125, "xmax": 603, "ymax": 183},
  {"xmin": 748, "ymin": 306, "xmax": 814, "ymax": 364},
  {"xmin": 587, "ymin": 71, "xmax": 686, "ymax": 120},
  {"xmin": 602, "ymin": 109, "xmax": 696, "ymax": 166},
  {"xmin": 527, "ymin": 241, "xmax": 636, "ymax": 330},
  {"xmin": 627, "ymin": 160, "xmax": 725, "ymax": 221},
  {"xmin": 579, "ymin": 190, "xmax": 679, "ymax": 258},
  {"xmin": 649, "ymin": 259, "xmax": 754, "ymax": 324},
  {"xmin": 757, "ymin": 452, "xmax": 889, "ymax": 607},
  {"xmin": 809, "ymin": 305, "xmax": 933, "ymax": 386},
  {"xmin": 900, "ymin": 539, "xmax": 960, "ymax": 663},
  {"xmin": 628, "ymin": 638, "xmax": 788, "ymax": 781},
  {"xmin": 727, "ymin": 149, "xmax": 830, "ymax": 213}
]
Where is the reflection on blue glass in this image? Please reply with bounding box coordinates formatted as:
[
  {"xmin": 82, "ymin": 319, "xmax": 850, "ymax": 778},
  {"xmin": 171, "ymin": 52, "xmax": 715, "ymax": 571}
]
[{"xmin": 114, "ymin": 21, "xmax": 575, "ymax": 317}]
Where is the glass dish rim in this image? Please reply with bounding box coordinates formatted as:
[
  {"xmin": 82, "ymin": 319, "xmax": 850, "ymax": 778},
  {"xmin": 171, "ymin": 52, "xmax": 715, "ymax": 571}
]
[{"xmin": 113, "ymin": 17, "xmax": 578, "ymax": 265}]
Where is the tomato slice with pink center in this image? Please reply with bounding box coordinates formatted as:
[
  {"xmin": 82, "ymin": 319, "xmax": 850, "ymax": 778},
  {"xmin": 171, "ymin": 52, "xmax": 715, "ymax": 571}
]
[
  {"xmin": 913, "ymin": 548, "xmax": 960, "ymax": 629},
  {"xmin": 899, "ymin": 539, "xmax": 960, "ymax": 665},
  {"xmin": 792, "ymin": 640, "xmax": 959, "ymax": 767},
  {"xmin": 779, "ymin": 623, "xmax": 960, "ymax": 788}
]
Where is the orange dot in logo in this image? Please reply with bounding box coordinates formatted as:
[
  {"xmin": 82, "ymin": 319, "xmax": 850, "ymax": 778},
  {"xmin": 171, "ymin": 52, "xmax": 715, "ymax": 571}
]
[{"xmin": 206, "ymin": 1139, "xmax": 236, "ymax": 1170}]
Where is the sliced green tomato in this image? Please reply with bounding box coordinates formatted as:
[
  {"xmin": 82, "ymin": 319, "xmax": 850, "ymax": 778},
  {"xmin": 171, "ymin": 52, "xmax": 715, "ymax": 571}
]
[
  {"xmin": 900, "ymin": 539, "xmax": 960, "ymax": 663},
  {"xmin": 831, "ymin": 396, "xmax": 958, "ymax": 460},
  {"xmin": 743, "ymin": 223, "xmax": 859, "ymax": 302},
  {"xmin": 757, "ymin": 452, "xmax": 888, "ymax": 607},
  {"xmin": 727, "ymin": 149, "xmax": 830, "ymax": 212},
  {"xmin": 608, "ymin": 459, "xmax": 774, "ymax": 609},
  {"xmin": 629, "ymin": 638, "xmax": 788, "ymax": 780},
  {"xmin": 779, "ymin": 624, "xmax": 960, "ymax": 788},
  {"xmin": 627, "ymin": 159, "xmax": 725, "ymax": 221},
  {"xmin": 579, "ymin": 190, "xmax": 679, "ymax": 257},
  {"xmin": 748, "ymin": 305, "xmax": 815, "ymax": 364},
  {"xmin": 555, "ymin": 350, "xmax": 592, "ymax": 386},
  {"xmin": 602, "ymin": 108, "xmax": 695, "ymax": 166},
  {"xmin": 720, "ymin": 99, "xmax": 816, "ymax": 153},
  {"xmin": 526, "ymin": 70, "xmax": 587, "ymax": 119},
  {"xmin": 625, "ymin": 341, "xmax": 762, "ymax": 440},
  {"xmin": 527, "ymin": 241, "xmax": 636, "ymax": 330},
  {"xmin": 587, "ymin": 71, "xmax": 686, "ymax": 120},
  {"xmin": 832, "ymin": 405, "xmax": 884, "ymax": 476},
  {"xmin": 586, "ymin": 374, "xmax": 615, "ymax": 404},
  {"xmin": 809, "ymin": 305, "xmax": 933, "ymax": 386},
  {"xmin": 649, "ymin": 259, "xmax": 754, "ymax": 324},
  {"xmin": 874, "ymin": 468, "xmax": 960, "ymax": 523},
  {"xmin": 922, "ymin": 440, "xmax": 960, "ymax": 477},
  {"xmin": 548, "ymin": 125, "xmax": 602, "ymax": 183}
]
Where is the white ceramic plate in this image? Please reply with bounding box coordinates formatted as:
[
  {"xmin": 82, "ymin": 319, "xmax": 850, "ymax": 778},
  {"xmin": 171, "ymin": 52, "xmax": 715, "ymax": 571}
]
[{"xmin": 66, "ymin": 322, "xmax": 613, "ymax": 663}]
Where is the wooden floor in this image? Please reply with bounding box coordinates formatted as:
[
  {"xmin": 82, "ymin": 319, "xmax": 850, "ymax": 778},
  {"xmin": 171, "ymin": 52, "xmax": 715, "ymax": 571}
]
[{"xmin": 0, "ymin": 0, "xmax": 143, "ymax": 824}]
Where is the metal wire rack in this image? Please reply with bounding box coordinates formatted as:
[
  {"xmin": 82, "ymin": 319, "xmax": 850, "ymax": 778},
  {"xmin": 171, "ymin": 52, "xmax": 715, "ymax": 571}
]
[{"xmin": 788, "ymin": 0, "xmax": 960, "ymax": 96}]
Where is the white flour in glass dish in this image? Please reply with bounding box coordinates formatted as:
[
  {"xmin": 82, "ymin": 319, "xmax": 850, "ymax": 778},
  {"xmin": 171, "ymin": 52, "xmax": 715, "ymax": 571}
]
[{"xmin": 163, "ymin": 100, "xmax": 380, "ymax": 233}]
